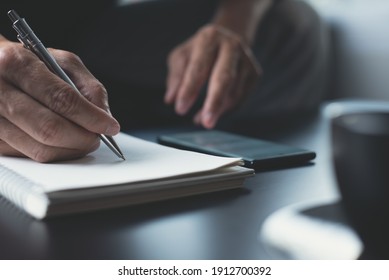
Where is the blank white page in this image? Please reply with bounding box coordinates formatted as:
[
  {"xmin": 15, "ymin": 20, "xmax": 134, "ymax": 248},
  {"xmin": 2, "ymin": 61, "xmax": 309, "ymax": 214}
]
[{"xmin": 0, "ymin": 133, "xmax": 242, "ymax": 192}]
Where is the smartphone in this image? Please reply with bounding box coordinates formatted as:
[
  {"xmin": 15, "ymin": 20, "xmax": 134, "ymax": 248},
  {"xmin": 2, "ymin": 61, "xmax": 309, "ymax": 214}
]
[{"xmin": 157, "ymin": 130, "xmax": 316, "ymax": 169}]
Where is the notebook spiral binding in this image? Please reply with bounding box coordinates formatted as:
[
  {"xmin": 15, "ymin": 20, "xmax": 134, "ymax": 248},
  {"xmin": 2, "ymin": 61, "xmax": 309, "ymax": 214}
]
[{"xmin": 0, "ymin": 164, "xmax": 46, "ymax": 217}]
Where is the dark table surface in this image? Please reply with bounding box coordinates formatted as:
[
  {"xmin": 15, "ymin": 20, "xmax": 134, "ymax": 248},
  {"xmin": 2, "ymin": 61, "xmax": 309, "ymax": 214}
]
[{"xmin": 0, "ymin": 110, "xmax": 340, "ymax": 260}]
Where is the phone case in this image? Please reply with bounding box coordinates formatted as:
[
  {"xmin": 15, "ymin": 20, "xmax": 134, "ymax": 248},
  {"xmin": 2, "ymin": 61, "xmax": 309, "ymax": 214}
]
[{"xmin": 158, "ymin": 130, "xmax": 316, "ymax": 169}]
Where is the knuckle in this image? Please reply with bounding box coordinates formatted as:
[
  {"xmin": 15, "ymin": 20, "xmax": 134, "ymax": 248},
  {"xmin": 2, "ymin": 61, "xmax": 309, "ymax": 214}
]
[
  {"xmin": 1, "ymin": 93, "xmax": 16, "ymax": 118},
  {"xmin": 48, "ymin": 83, "xmax": 79, "ymax": 116},
  {"xmin": 92, "ymin": 81, "xmax": 107, "ymax": 95},
  {"xmin": 1, "ymin": 93, "xmax": 28, "ymax": 120},
  {"xmin": 30, "ymin": 145, "xmax": 55, "ymax": 163},
  {"xmin": 0, "ymin": 46, "xmax": 21, "ymax": 71},
  {"xmin": 216, "ymin": 71, "xmax": 236, "ymax": 86},
  {"xmin": 191, "ymin": 62, "xmax": 208, "ymax": 80},
  {"xmin": 62, "ymin": 50, "xmax": 79, "ymax": 61},
  {"xmin": 0, "ymin": 45, "xmax": 47, "ymax": 83},
  {"xmin": 225, "ymin": 36, "xmax": 241, "ymax": 50},
  {"xmin": 200, "ymin": 25, "xmax": 219, "ymax": 40},
  {"xmin": 50, "ymin": 49, "xmax": 84, "ymax": 71},
  {"xmin": 86, "ymin": 82, "xmax": 110, "ymax": 111},
  {"xmin": 37, "ymin": 117, "xmax": 62, "ymax": 144},
  {"xmin": 93, "ymin": 84, "xmax": 108, "ymax": 101},
  {"xmin": 51, "ymin": 49, "xmax": 81, "ymax": 64},
  {"xmin": 168, "ymin": 46, "xmax": 187, "ymax": 66}
]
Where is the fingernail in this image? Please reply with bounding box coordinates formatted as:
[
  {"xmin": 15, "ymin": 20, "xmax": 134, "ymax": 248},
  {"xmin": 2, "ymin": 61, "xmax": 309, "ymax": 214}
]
[
  {"xmin": 203, "ymin": 112, "xmax": 216, "ymax": 129},
  {"xmin": 176, "ymin": 101, "xmax": 188, "ymax": 115},
  {"xmin": 105, "ymin": 121, "xmax": 120, "ymax": 135}
]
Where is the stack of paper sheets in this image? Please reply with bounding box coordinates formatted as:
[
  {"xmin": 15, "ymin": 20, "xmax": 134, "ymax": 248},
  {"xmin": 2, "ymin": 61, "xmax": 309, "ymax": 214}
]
[{"xmin": 0, "ymin": 133, "xmax": 254, "ymax": 219}]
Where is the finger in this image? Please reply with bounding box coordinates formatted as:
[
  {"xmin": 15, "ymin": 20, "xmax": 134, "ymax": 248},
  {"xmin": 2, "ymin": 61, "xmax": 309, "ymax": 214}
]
[
  {"xmin": 240, "ymin": 43, "xmax": 263, "ymax": 78},
  {"xmin": 50, "ymin": 49, "xmax": 112, "ymax": 113},
  {"xmin": 229, "ymin": 53, "xmax": 262, "ymax": 104},
  {"xmin": 175, "ymin": 31, "xmax": 219, "ymax": 115},
  {"xmin": 193, "ymin": 109, "xmax": 203, "ymax": 126},
  {"xmin": 0, "ymin": 139, "xmax": 24, "ymax": 158},
  {"xmin": 193, "ymin": 70, "xmax": 247, "ymax": 128},
  {"xmin": 0, "ymin": 117, "xmax": 99, "ymax": 162},
  {"xmin": 1, "ymin": 46, "xmax": 120, "ymax": 136},
  {"xmin": 201, "ymin": 42, "xmax": 239, "ymax": 128},
  {"xmin": 165, "ymin": 45, "xmax": 189, "ymax": 104},
  {"xmin": 227, "ymin": 65, "xmax": 252, "ymax": 109},
  {"xmin": 0, "ymin": 84, "xmax": 100, "ymax": 150}
]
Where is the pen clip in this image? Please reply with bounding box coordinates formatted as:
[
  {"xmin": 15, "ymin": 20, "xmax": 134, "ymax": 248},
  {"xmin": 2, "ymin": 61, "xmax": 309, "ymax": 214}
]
[
  {"xmin": 16, "ymin": 34, "xmax": 31, "ymax": 50},
  {"xmin": 8, "ymin": 10, "xmax": 39, "ymax": 50}
]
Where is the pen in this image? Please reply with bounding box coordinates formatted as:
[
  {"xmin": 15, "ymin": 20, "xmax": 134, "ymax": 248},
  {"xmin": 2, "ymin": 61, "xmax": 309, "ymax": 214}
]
[{"xmin": 7, "ymin": 9, "xmax": 125, "ymax": 160}]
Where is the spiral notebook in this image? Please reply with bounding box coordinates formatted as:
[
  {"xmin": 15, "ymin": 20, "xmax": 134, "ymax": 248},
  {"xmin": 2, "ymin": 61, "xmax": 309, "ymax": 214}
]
[{"xmin": 0, "ymin": 133, "xmax": 253, "ymax": 219}]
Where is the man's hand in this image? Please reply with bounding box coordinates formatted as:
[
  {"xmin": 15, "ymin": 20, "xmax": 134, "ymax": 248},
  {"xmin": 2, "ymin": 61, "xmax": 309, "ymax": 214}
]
[
  {"xmin": 0, "ymin": 38, "xmax": 120, "ymax": 162},
  {"xmin": 164, "ymin": 24, "xmax": 262, "ymax": 129}
]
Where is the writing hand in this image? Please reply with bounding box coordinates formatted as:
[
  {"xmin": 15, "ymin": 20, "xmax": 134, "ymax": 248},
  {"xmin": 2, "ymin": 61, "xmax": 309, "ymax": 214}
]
[
  {"xmin": 164, "ymin": 24, "xmax": 262, "ymax": 129},
  {"xmin": 0, "ymin": 38, "xmax": 120, "ymax": 162}
]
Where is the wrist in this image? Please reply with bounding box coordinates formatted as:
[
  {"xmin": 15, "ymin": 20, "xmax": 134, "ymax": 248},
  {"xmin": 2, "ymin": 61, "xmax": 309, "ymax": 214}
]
[{"xmin": 212, "ymin": 0, "xmax": 273, "ymax": 45}]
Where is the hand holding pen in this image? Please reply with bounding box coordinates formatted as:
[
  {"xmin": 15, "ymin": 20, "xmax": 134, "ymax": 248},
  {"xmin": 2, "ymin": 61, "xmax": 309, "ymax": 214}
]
[{"xmin": 0, "ymin": 10, "xmax": 124, "ymax": 162}]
